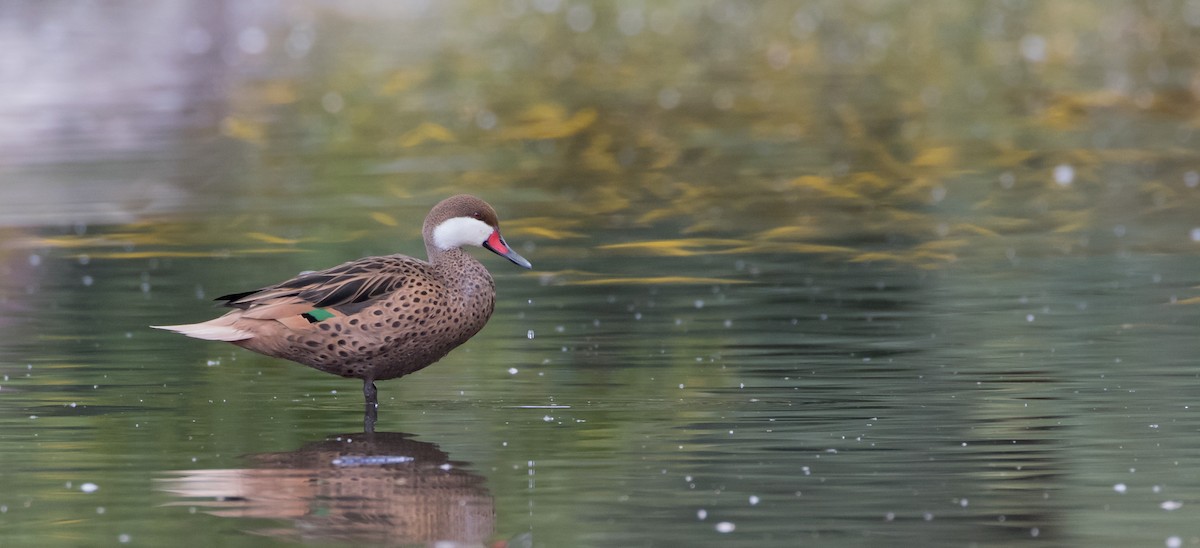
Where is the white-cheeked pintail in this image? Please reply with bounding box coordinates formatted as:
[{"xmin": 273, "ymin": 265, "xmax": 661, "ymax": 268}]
[{"xmin": 153, "ymin": 195, "xmax": 531, "ymax": 430}]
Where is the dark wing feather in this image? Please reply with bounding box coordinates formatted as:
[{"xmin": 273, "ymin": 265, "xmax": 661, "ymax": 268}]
[
  {"xmin": 213, "ymin": 289, "xmax": 260, "ymax": 304},
  {"xmin": 216, "ymin": 255, "xmax": 423, "ymax": 311}
]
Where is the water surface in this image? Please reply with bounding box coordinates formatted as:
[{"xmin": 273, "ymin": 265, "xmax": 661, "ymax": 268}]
[{"xmin": 2, "ymin": 2, "xmax": 1200, "ymax": 547}]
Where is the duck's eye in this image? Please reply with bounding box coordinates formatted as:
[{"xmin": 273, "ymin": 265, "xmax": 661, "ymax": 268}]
[{"xmin": 472, "ymin": 211, "xmax": 482, "ymax": 219}]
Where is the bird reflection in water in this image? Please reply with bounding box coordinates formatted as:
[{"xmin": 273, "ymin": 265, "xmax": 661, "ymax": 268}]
[{"xmin": 159, "ymin": 432, "xmax": 513, "ymax": 546}]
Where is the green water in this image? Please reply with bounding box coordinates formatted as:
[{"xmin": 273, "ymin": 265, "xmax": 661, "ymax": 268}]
[{"xmin": 3, "ymin": 2, "xmax": 1200, "ymax": 547}]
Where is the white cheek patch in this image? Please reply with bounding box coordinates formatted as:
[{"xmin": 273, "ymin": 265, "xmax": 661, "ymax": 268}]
[{"xmin": 432, "ymin": 217, "xmax": 493, "ymax": 250}]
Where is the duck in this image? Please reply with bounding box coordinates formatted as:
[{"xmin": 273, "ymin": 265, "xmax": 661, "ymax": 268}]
[{"xmin": 153, "ymin": 195, "xmax": 531, "ymax": 431}]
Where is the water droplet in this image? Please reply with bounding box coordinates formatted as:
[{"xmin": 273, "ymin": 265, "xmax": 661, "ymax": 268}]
[
  {"xmin": 715, "ymin": 522, "xmax": 735, "ymax": 533},
  {"xmin": 475, "ymin": 109, "xmax": 497, "ymax": 130},
  {"xmin": 1053, "ymin": 164, "xmax": 1074, "ymax": 186},
  {"xmin": 238, "ymin": 26, "xmax": 267, "ymax": 54},
  {"xmin": 322, "ymin": 92, "xmax": 344, "ymax": 114},
  {"xmin": 999, "ymin": 171, "xmax": 1015, "ymax": 189},
  {"xmin": 617, "ymin": 6, "xmax": 645, "ymax": 36},
  {"xmin": 80, "ymin": 483, "xmax": 99, "ymax": 493},
  {"xmin": 1019, "ymin": 34, "xmax": 1047, "ymax": 62},
  {"xmin": 657, "ymin": 87, "xmax": 681, "ymax": 109},
  {"xmin": 285, "ymin": 24, "xmax": 314, "ymax": 59},
  {"xmin": 532, "ymin": 0, "xmax": 561, "ymax": 14},
  {"xmin": 566, "ymin": 4, "xmax": 595, "ymax": 32},
  {"xmin": 527, "ymin": 330, "xmax": 535, "ymax": 340},
  {"xmin": 1114, "ymin": 483, "xmax": 1127, "ymax": 494}
]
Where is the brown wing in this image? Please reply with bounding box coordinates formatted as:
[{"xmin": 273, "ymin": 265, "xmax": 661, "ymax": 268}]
[{"xmin": 215, "ymin": 255, "xmax": 428, "ymax": 320}]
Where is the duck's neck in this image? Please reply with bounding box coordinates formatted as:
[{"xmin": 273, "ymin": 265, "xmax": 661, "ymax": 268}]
[
  {"xmin": 428, "ymin": 247, "xmax": 493, "ymax": 293},
  {"xmin": 427, "ymin": 245, "xmax": 474, "ymax": 270},
  {"xmin": 427, "ymin": 246, "xmax": 497, "ymax": 332}
]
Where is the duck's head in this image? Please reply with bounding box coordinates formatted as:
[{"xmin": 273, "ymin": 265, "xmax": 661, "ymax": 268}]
[{"xmin": 425, "ymin": 194, "xmax": 532, "ymax": 269}]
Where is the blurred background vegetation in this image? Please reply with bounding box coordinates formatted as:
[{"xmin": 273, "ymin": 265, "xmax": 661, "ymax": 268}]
[{"xmin": 5, "ymin": 1, "xmax": 1200, "ymax": 274}]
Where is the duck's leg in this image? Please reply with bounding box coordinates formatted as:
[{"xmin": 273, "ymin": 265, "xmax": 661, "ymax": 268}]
[{"xmin": 363, "ymin": 380, "xmax": 378, "ymax": 433}]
